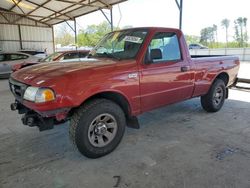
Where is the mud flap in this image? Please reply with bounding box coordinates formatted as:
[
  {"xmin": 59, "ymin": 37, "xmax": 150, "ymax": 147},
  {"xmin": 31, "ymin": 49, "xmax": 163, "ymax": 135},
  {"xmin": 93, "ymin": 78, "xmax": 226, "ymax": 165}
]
[{"xmin": 126, "ymin": 116, "xmax": 140, "ymax": 129}]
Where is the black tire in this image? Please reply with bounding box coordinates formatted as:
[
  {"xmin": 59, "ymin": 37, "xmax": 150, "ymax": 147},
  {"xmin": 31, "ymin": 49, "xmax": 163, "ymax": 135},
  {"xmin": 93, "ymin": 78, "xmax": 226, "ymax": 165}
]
[
  {"xmin": 201, "ymin": 79, "xmax": 226, "ymax": 112},
  {"xmin": 69, "ymin": 99, "xmax": 126, "ymax": 158}
]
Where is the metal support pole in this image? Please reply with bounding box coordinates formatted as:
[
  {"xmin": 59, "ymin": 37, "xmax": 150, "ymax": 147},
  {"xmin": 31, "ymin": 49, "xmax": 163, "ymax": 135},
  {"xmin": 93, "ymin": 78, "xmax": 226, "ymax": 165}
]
[
  {"xmin": 74, "ymin": 18, "xmax": 77, "ymax": 50},
  {"xmin": 110, "ymin": 7, "xmax": 113, "ymax": 31},
  {"xmin": 18, "ymin": 25, "xmax": 23, "ymax": 50},
  {"xmin": 52, "ymin": 26, "xmax": 55, "ymax": 53},
  {"xmin": 100, "ymin": 8, "xmax": 113, "ymax": 32},
  {"xmin": 179, "ymin": 0, "xmax": 183, "ymax": 30},
  {"xmin": 175, "ymin": 0, "xmax": 183, "ymax": 30}
]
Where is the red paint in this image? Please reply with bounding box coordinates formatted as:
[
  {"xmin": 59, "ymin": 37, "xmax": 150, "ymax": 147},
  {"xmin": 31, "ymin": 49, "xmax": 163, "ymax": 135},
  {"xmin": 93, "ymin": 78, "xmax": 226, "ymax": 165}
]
[{"xmin": 10, "ymin": 27, "xmax": 240, "ymax": 120}]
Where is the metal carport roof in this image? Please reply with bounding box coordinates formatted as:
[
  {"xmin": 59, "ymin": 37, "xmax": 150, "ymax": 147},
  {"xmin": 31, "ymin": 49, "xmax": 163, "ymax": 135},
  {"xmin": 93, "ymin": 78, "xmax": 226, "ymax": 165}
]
[
  {"xmin": 0, "ymin": 0, "xmax": 184, "ymax": 52},
  {"xmin": 0, "ymin": 0, "xmax": 127, "ymax": 26}
]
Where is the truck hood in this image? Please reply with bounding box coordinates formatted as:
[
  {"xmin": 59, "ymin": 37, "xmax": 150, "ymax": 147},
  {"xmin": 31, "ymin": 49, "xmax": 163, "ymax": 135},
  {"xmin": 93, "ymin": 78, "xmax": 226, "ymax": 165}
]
[{"xmin": 11, "ymin": 59, "xmax": 115, "ymax": 86}]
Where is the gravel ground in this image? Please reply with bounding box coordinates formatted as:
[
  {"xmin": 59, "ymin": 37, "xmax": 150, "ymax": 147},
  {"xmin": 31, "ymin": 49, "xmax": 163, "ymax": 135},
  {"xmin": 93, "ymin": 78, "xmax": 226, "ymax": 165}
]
[{"xmin": 0, "ymin": 62, "xmax": 249, "ymax": 188}]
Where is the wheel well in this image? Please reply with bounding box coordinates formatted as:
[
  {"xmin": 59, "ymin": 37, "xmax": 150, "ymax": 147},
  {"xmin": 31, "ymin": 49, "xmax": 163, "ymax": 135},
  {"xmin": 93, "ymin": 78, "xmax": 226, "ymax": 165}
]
[
  {"xmin": 81, "ymin": 92, "xmax": 131, "ymax": 118},
  {"xmin": 215, "ymin": 72, "xmax": 229, "ymax": 86}
]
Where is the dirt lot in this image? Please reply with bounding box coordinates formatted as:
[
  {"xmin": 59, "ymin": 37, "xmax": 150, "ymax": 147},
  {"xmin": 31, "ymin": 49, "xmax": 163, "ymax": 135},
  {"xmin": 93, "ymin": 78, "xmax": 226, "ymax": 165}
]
[{"xmin": 0, "ymin": 63, "xmax": 250, "ymax": 188}]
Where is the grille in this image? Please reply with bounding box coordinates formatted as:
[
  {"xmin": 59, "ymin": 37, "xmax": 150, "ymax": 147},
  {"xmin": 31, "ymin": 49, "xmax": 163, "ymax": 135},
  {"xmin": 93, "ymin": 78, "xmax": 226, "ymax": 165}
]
[{"xmin": 9, "ymin": 78, "xmax": 27, "ymax": 100}]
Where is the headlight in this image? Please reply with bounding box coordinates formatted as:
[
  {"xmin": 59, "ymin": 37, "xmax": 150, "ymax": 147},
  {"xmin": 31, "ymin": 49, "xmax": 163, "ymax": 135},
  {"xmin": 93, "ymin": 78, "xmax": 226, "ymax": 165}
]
[
  {"xmin": 24, "ymin": 87, "xmax": 55, "ymax": 103},
  {"xmin": 23, "ymin": 87, "xmax": 39, "ymax": 102}
]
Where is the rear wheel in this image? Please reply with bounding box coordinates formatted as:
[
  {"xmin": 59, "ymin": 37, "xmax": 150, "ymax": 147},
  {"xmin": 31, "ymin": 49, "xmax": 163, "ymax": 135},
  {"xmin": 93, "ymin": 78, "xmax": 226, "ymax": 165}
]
[
  {"xmin": 201, "ymin": 79, "xmax": 226, "ymax": 112},
  {"xmin": 69, "ymin": 99, "xmax": 126, "ymax": 158}
]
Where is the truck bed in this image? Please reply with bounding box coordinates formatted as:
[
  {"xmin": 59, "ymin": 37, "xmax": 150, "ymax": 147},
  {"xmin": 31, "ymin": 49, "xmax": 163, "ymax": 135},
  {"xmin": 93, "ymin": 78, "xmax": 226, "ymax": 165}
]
[{"xmin": 190, "ymin": 55, "xmax": 239, "ymax": 97}]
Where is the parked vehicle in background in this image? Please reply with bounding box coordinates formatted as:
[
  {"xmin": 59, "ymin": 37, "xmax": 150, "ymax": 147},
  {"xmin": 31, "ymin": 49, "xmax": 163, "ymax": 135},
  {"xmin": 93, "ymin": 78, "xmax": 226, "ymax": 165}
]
[
  {"xmin": 18, "ymin": 50, "xmax": 47, "ymax": 59},
  {"xmin": 12, "ymin": 50, "xmax": 89, "ymax": 72},
  {"xmin": 0, "ymin": 52, "xmax": 40, "ymax": 78},
  {"xmin": 10, "ymin": 27, "xmax": 239, "ymax": 158},
  {"xmin": 189, "ymin": 43, "xmax": 208, "ymax": 49}
]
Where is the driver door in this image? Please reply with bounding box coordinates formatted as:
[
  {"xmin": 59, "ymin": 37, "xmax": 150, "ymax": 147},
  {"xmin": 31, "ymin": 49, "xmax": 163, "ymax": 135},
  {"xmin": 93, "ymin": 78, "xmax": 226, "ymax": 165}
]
[{"xmin": 139, "ymin": 31, "xmax": 194, "ymax": 112}]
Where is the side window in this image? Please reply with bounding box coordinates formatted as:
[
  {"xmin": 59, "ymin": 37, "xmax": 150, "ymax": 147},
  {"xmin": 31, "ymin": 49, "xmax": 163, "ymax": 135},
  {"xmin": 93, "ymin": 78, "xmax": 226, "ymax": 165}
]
[
  {"xmin": 0, "ymin": 54, "xmax": 4, "ymax": 62},
  {"xmin": 63, "ymin": 52, "xmax": 79, "ymax": 60},
  {"xmin": 148, "ymin": 32, "xmax": 181, "ymax": 63},
  {"xmin": 10, "ymin": 54, "xmax": 28, "ymax": 60}
]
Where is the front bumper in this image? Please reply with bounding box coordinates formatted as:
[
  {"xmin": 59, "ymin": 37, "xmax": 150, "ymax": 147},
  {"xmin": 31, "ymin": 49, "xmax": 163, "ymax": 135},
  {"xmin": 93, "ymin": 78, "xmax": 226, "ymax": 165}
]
[
  {"xmin": 11, "ymin": 101, "xmax": 70, "ymax": 131},
  {"xmin": 9, "ymin": 78, "xmax": 70, "ymax": 131},
  {"xmin": 10, "ymin": 101, "xmax": 55, "ymax": 131}
]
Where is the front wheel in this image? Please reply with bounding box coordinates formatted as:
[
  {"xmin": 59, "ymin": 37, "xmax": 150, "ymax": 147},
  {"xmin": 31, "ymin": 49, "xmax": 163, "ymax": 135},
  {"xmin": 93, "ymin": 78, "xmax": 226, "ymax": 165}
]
[
  {"xmin": 201, "ymin": 79, "xmax": 226, "ymax": 112},
  {"xmin": 69, "ymin": 99, "xmax": 126, "ymax": 158}
]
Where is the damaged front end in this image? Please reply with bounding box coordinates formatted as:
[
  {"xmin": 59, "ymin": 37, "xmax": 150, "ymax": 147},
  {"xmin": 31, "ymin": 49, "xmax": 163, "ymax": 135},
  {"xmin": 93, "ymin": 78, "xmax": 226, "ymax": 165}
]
[
  {"xmin": 10, "ymin": 101, "xmax": 54, "ymax": 131},
  {"xmin": 9, "ymin": 78, "xmax": 69, "ymax": 131}
]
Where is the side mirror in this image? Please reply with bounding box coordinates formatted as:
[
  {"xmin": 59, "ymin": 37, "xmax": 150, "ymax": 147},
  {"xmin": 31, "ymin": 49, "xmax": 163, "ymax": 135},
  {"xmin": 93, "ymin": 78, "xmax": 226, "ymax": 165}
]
[{"xmin": 145, "ymin": 49, "xmax": 162, "ymax": 64}]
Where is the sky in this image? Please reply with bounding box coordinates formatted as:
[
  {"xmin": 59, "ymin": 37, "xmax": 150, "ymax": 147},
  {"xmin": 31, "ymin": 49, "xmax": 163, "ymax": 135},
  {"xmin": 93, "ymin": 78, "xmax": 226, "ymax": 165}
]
[{"xmin": 56, "ymin": 0, "xmax": 250, "ymax": 42}]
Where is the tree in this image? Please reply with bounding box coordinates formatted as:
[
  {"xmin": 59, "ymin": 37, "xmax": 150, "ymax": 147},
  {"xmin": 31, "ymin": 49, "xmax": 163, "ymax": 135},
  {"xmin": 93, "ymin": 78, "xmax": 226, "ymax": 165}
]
[
  {"xmin": 234, "ymin": 17, "xmax": 248, "ymax": 47},
  {"xmin": 213, "ymin": 24, "xmax": 218, "ymax": 47},
  {"xmin": 54, "ymin": 23, "xmax": 74, "ymax": 46},
  {"xmin": 200, "ymin": 27, "xmax": 215, "ymax": 46},
  {"xmin": 77, "ymin": 21, "xmax": 114, "ymax": 47},
  {"xmin": 243, "ymin": 17, "xmax": 248, "ymax": 47},
  {"xmin": 221, "ymin": 19, "xmax": 230, "ymax": 47},
  {"xmin": 234, "ymin": 20, "xmax": 241, "ymax": 47},
  {"xmin": 185, "ymin": 35, "xmax": 200, "ymax": 44}
]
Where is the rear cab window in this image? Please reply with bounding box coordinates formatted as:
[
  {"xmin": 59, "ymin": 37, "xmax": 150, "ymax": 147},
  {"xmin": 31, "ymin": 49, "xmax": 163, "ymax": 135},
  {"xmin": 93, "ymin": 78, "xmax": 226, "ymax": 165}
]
[{"xmin": 147, "ymin": 32, "xmax": 181, "ymax": 63}]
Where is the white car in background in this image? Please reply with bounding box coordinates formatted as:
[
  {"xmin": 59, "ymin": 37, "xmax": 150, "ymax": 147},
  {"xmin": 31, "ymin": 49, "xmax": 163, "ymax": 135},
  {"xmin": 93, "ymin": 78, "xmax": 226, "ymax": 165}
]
[
  {"xmin": 189, "ymin": 43, "xmax": 208, "ymax": 49},
  {"xmin": 18, "ymin": 50, "xmax": 47, "ymax": 59},
  {"xmin": 0, "ymin": 52, "xmax": 40, "ymax": 78}
]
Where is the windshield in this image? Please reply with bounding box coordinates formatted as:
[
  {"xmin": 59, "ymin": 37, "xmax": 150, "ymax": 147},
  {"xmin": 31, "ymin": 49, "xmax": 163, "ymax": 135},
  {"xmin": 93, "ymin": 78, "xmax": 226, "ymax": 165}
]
[
  {"xmin": 89, "ymin": 29, "xmax": 148, "ymax": 60},
  {"xmin": 42, "ymin": 52, "xmax": 63, "ymax": 62}
]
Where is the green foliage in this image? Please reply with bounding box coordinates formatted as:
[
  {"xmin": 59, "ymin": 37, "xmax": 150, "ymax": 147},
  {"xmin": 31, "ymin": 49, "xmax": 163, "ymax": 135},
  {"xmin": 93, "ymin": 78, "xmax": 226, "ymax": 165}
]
[
  {"xmin": 200, "ymin": 17, "xmax": 249, "ymax": 48},
  {"xmin": 55, "ymin": 21, "xmax": 117, "ymax": 47},
  {"xmin": 77, "ymin": 21, "xmax": 117, "ymax": 47},
  {"xmin": 234, "ymin": 17, "xmax": 248, "ymax": 47},
  {"xmin": 221, "ymin": 19, "xmax": 230, "ymax": 29},
  {"xmin": 200, "ymin": 27, "xmax": 216, "ymax": 45},
  {"xmin": 213, "ymin": 24, "xmax": 218, "ymax": 42},
  {"xmin": 54, "ymin": 23, "xmax": 74, "ymax": 46},
  {"xmin": 55, "ymin": 18, "xmax": 249, "ymax": 49},
  {"xmin": 55, "ymin": 33, "xmax": 74, "ymax": 46},
  {"xmin": 221, "ymin": 18, "xmax": 230, "ymax": 47},
  {"xmin": 185, "ymin": 35, "xmax": 200, "ymax": 44},
  {"xmin": 207, "ymin": 41, "xmax": 242, "ymax": 48}
]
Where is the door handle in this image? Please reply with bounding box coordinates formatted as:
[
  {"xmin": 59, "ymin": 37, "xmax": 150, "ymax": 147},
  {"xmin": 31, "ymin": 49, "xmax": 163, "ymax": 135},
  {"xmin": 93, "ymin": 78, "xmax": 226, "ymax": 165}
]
[{"xmin": 181, "ymin": 66, "xmax": 190, "ymax": 72}]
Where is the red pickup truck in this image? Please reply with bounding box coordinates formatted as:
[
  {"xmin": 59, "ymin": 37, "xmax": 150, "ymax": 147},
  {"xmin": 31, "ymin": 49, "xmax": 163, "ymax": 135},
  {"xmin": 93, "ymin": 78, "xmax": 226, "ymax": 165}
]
[{"xmin": 9, "ymin": 27, "xmax": 239, "ymax": 158}]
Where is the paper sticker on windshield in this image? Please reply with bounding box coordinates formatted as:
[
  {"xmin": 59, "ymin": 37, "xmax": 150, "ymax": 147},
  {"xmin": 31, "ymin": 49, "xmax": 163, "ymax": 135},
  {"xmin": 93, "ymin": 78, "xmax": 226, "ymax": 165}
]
[{"xmin": 124, "ymin": 36, "xmax": 142, "ymax": 43}]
